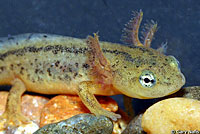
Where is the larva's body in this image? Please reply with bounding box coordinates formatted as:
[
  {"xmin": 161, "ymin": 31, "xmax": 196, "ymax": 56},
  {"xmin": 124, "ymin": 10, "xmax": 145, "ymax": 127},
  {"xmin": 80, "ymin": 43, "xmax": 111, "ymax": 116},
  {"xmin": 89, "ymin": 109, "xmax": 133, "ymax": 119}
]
[{"xmin": 0, "ymin": 11, "xmax": 185, "ymax": 131}]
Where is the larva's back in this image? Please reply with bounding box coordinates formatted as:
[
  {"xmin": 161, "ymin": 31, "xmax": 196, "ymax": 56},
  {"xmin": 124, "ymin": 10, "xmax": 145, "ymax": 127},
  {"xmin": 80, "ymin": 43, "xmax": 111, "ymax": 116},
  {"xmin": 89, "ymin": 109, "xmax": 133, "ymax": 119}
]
[{"xmin": 0, "ymin": 34, "xmax": 92, "ymax": 94}]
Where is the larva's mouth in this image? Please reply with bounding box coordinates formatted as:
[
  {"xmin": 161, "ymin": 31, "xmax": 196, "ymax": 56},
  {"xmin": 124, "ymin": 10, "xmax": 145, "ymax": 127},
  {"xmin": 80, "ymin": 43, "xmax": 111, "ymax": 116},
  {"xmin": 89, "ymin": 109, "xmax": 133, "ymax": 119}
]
[{"xmin": 167, "ymin": 73, "xmax": 185, "ymax": 95}]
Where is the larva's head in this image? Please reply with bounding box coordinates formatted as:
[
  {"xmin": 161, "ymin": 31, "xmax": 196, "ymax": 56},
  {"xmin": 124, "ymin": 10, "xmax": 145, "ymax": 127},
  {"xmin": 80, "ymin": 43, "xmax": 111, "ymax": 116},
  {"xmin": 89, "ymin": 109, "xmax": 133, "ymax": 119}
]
[
  {"xmin": 112, "ymin": 46, "xmax": 185, "ymax": 99},
  {"xmin": 113, "ymin": 10, "xmax": 185, "ymax": 98}
]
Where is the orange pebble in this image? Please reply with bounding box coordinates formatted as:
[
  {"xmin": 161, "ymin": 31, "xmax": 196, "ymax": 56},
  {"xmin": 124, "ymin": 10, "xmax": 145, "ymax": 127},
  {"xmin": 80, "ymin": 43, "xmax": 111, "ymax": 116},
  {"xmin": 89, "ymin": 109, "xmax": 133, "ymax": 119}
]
[
  {"xmin": 21, "ymin": 94, "xmax": 49, "ymax": 125},
  {"xmin": 40, "ymin": 95, "xmax": 118, "ymax": 127},
  {"xmin": 0, "ymin": 92, "xmax": 8, "ymax": 115}
]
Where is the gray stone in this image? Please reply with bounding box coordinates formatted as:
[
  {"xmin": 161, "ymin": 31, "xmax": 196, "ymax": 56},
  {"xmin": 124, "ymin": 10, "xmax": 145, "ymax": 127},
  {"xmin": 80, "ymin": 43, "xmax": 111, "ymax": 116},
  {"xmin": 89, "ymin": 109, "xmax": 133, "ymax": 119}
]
[{"xmin": 34, "ymin": 113, "xmax": 113, "ymax": 134}]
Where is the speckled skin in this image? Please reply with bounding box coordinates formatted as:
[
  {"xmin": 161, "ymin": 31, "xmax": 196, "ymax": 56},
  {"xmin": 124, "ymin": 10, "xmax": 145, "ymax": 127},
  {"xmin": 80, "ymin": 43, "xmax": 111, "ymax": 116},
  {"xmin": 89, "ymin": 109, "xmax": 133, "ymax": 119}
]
[
  {"xmin": 0, "ymin": 11, "xmax": 185, "ymax": 130},
  {"xmin": 0, "ymin": 33, "xmax": 185, "ymax": 127},
  {"xmin": 0, "ymin": 33, "xmax": 184, "ymax": 97}
]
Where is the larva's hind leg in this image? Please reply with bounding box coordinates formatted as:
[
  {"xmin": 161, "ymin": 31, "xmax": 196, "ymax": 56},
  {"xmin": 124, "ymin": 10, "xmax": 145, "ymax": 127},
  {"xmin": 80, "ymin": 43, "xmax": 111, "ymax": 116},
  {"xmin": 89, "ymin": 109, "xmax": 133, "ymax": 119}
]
[{"xmin": 0, "ymin": 78, "xmax": 30, "ymax": 130}]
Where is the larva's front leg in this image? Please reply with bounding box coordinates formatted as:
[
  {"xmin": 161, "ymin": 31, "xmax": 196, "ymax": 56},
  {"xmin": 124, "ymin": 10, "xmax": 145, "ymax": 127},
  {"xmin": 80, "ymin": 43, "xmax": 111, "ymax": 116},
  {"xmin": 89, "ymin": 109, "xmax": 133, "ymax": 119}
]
[{"xmin": 77, "ymin": 81, "xmax": 121, "ymax": 121}]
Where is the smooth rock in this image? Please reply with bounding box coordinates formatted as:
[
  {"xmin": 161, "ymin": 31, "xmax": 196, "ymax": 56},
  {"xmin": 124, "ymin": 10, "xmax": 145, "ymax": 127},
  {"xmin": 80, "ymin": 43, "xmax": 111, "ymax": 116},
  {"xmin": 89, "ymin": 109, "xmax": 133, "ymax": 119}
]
[
  {"xmin": 34, "ymin": 113, "xmax": 113, "ymax": 134},
  {"xmin": 142, "ymin": 97, "xmax": 200, "ymax": 134},
  {"xmin": 122, "ymin": 114, "xmax": 145, "ymax": 134},
  {"xmin": 175, "ymin": 86, "xmax": 200, "ymax": 100}
]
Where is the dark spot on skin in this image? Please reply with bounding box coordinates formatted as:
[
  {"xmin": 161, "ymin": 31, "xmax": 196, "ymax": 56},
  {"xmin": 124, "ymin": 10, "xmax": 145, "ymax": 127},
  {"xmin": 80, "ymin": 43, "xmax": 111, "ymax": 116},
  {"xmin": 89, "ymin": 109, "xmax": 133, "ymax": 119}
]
[
  {"xmin": 149, "ymin": 65, "xmax": 152, "ymax": 68},
  {"xmin": 152, "ymin": 62, "xmax": 156, "ymax": 65},
  {"xmin": 15, "ymin": 49, "xmax": 25, "ymax": 56},
  {"xmin": 68, "ymin": 67, "xmax": 72, "ymax": 72},
  {"xmin": 54, "ymin": 45, "xmax": 62, "ymax": 51},
  {"xmin": 55, "ymin": 61, "xmax": 60, "ymax": 67},
  {"xmin": 35, "ymin": 59, "xmax": 38, "ymax": 62},
  {"xmin": 27, "ymin": 47, "xmax": 40, "ymax": 53},
  {"xmin": 16, "ymin": 42, "xmax": 19, "ymax": 45},
  {"xmin": 124, "ymin": 66, "xmax": 127, "ymax": 68},
  {"xmin": 39, "ymin": 70, "xmax": 44, "ymax": 74},
  {"xmin": 44, "ymin": 45, "xmax": 54, "ymax": 52},
  {"xmin": 47, "ymin": 68, "xmax": 51, "ymax": 76},
  {"xmin": 58, "ymin": 76, "xmax": 63, "ymax": 80},
  {"xmin": 0, "ymin": 66, "xmax": 5, "ymax": 72},
  {"xmin": 136, "ymin": 65, "xmax": 139, "ymax": 68},
  {"xmin": 52, "ymin": 50, "xmax": 58, "ymax": 54},
  {"xmin": 163, "ymin": 63, "xmax": 167, "ymax": 66},
  {"xmin": 135, "ymin": 58, "xmax": 142, "ymax": 64},
  {"xmin": 20, "ymin": 67, "xmax": 24, "ymax": 74},
  {"xmin": 17, "ymin": 63, "xmax": 21, "ymax": 66},
  {"xmin": 56, "ymin": 75, "xmax": 61, "ymax": 80},
  {"xmin": 10, "ymin": 64, "xmax": 14, "ymax": 70},
  {"xmin": 30, "ymin": 62, "xmax": 33, "ymax": 65},
  {"xmin": 75, "ymin": 63, "xmax": 79, "ymax": 68},
  {"xmin": 82, "ymin": 64, "xmax": 90, "ymax": 69},
  {"xmin": 112, "ymin": 64, "xmax": 116, "ymax": 68},
  {"xmin": 78, "ymin": 74, "xmax": 83, "ymax": 78},
  {"xmin": 35, "ymin": 69, "xmax": 39, "ymax": 74},
  {"xmin": 74, "ymin": 50, "xmax": 79, "ymax": 55},
  {"xmin": 65, "ymin": 74, "xmax": 71, "ymax": 80},
  {"xmin": 73, "ymin": 72, "xmax": 78, "ymax": 78}
]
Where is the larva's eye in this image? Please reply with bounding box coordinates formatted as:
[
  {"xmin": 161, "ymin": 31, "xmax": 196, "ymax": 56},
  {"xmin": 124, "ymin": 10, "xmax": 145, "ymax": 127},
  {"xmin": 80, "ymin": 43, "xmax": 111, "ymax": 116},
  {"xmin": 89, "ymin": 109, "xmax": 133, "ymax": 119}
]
[{"xmin": 139, "ymin": 70, "xmax": 156, "ymax": 88}]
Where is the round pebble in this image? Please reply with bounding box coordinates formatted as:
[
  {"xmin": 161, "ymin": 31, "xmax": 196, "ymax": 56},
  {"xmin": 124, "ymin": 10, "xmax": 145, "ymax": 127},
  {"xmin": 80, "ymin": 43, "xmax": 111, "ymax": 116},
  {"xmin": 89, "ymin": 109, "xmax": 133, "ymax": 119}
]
[
  {"xmin": 142, "ymin": 97, "xmax": 200, "ymax": 134},
  {"xmin": 34, "ymin": 113, "xmax": 113, "ymax": 134},
  {"xmin": 122, "ymin": 114, "xmax": 145, "ymax": 134}
]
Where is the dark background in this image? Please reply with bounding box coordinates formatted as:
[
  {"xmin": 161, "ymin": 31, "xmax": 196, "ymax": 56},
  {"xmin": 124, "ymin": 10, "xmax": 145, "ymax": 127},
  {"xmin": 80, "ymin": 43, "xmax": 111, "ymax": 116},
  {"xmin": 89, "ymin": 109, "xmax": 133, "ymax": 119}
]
[{"xmin": 0, "ymin": 0, "xmax": 199, "ymax": 114}]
